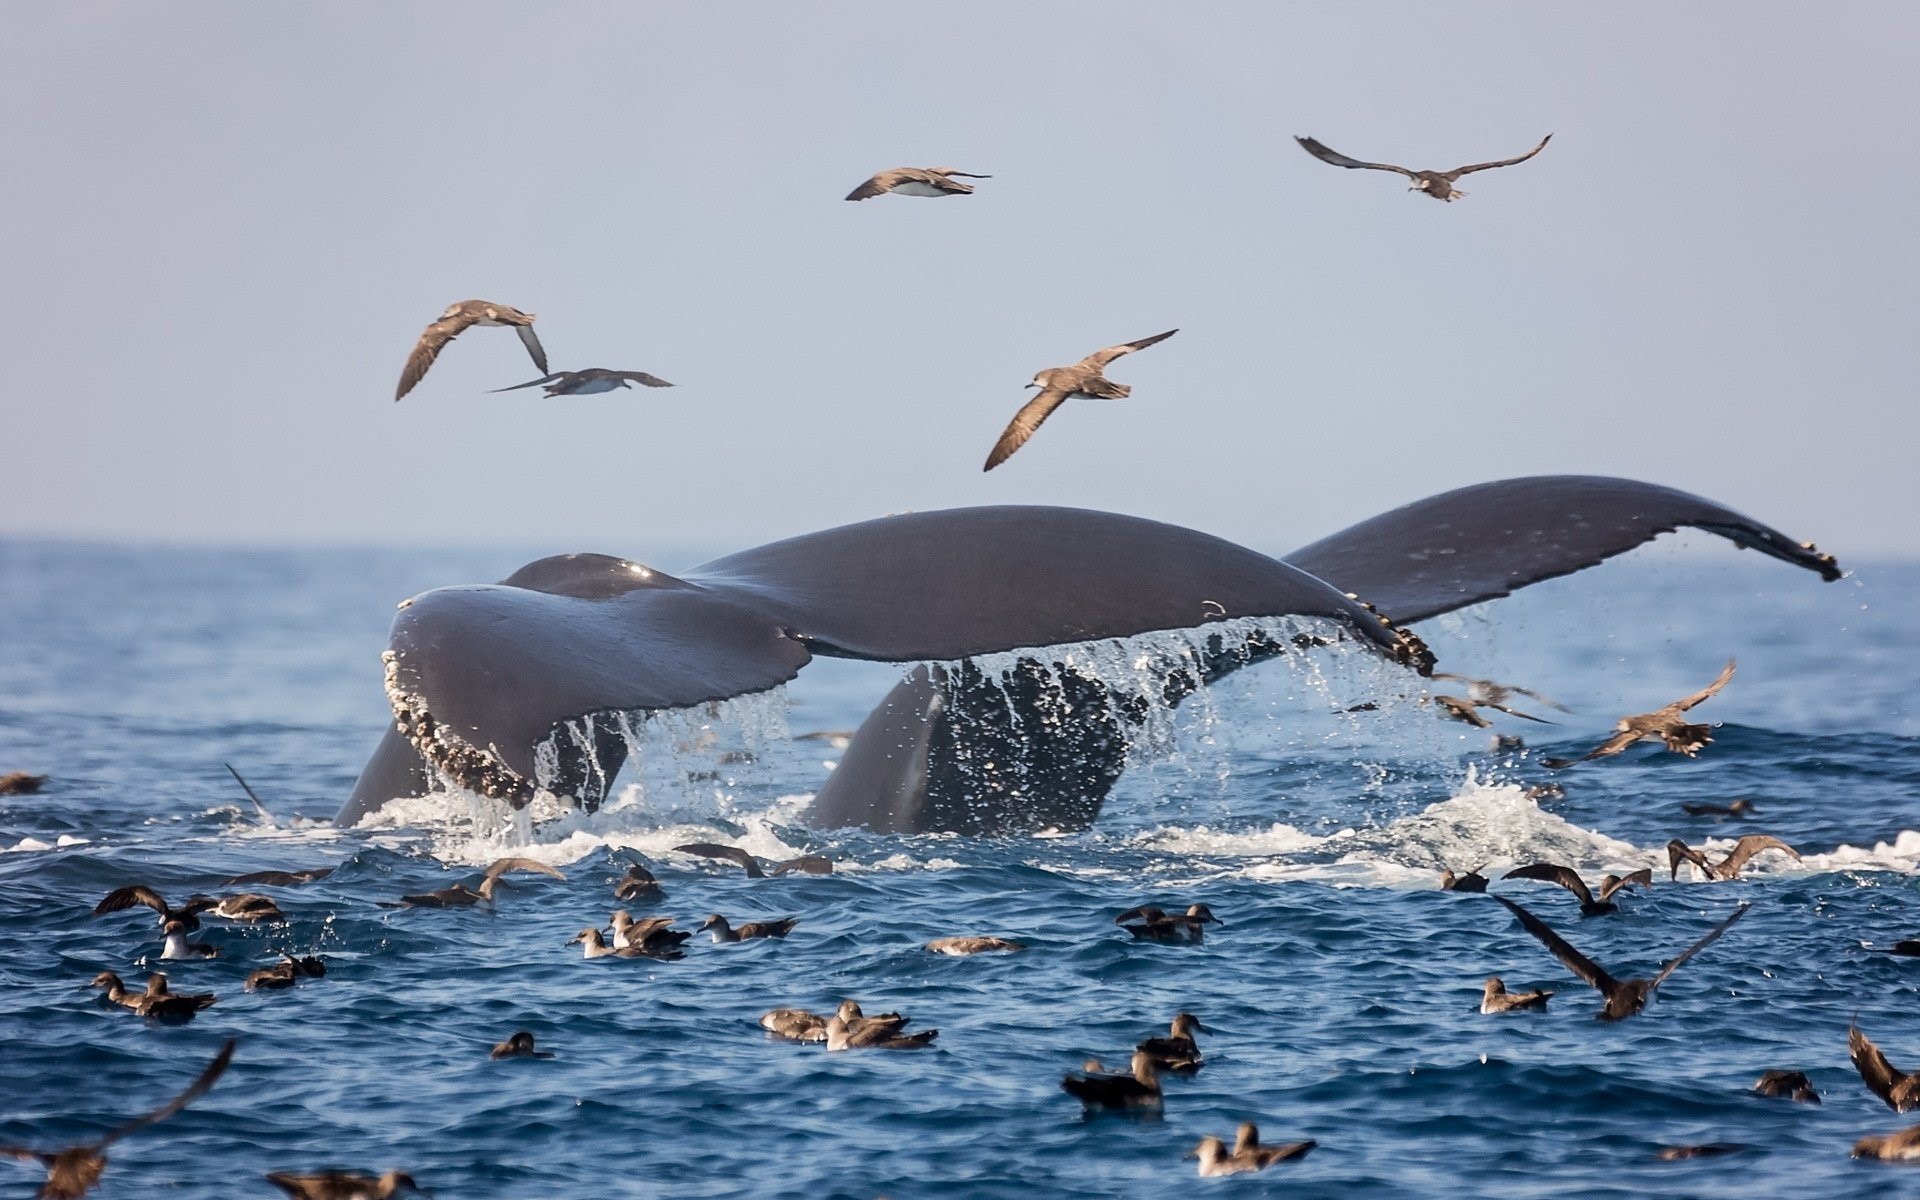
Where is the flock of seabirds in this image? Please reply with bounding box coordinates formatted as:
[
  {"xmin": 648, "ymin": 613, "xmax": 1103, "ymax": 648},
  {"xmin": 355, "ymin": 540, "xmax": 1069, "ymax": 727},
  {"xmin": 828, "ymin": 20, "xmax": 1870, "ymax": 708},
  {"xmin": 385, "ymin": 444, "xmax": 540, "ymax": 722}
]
[{"xmin": 1, "ymin": 131, "xmax": 1907, "ymax": 1196}]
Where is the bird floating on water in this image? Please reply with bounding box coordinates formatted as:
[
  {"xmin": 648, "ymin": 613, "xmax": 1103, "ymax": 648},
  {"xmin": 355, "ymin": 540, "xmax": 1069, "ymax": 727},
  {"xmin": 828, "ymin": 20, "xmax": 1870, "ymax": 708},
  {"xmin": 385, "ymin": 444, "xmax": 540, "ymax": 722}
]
[
  {"xmin": 1545, "ymin": 660, "xmax": 1736, "ymax": 768},
  {"xmin": 1665, "ymin": 835, "xmax": 1800, "ymax": 882},
  {"xmin": 761, "ymin": 1000, "xmax": 906, "ymax": 1043},
  {"xmin": 266, "ymin": 1169, "xmax": 425, "ymax": 1200},
  {"xmin": 925, "ymin": 936, "xmax": 1024, "ymax": 955},
  {"xmin": 159, "ymin": 918, "xmax": 219, "ymax": 961},
  {"xmin": 699, "ymin": 914, "xmax": 799, "ymax": 943},
  {"xmin": 825, "ymin": 1013, "xmax": 937, "ymax": 1050},
  {"xmin": 1851, "ymin": 1025, "xmax": 1920, "ymax": 1113},
  {"xmin": 0, "ymin": 1037, "xmax": 232, "ymax": 1200},
  {"xmin": 1115, "ymin": 903, "xmax": 1219, "ymax": 944},
  {"xmin": 1439, "ymin": 867, "xmax": 1491, "ymax": 893},
  {"xmin": 1480, "ymin": 976, "xmax": 1553, "ymax": 1014},
  {"xmin": 1492, "ymin": 896, "xmax": 1748, "ymax": 1021},
  {"xmin": 1656, "ymin": 1143, "xmax": 1748, "ymax": 1160},
  {"xmin": 1294, "ymin": 133, "xmax": 1551, "ymax": 201},
  {"xmin": 572, "ymin": 926, "xmax": 685, "ymax": 961},
  {"xmin": 0, "ymin": 772, "xmax": 48, "ymax": 795},
  {"xmin": 613, "ymin": 863, "xmax": 664, "ymax": 901},
  {"xmin": 1189, "ymin": 1123, "xmax": 1316, "ymax": 1175},
  {"xmin": 394, "ymin": 299, "xmax": 546, "ymax": 401},
  {"xmin": 672, "ymin": 843, "xmax": 832, "ymax": 878},
  {"xmin": 1137, "ymin": 1013, "xmax": 1212, "ymax": 1073},
  {"xmin": 1853, "ymin": 1125, "xmax": 1920, "ymax": 1162},
  {"xmin": 223, "ymin": 867, "xmax": 335, "ymax": 887},
  {"xmin": 984, "ymin": 330, "xmax": 1177, "ymax": 471},
  {"xmin": 1062, "ymin": 1050, "xmax": 1162, "ymax": 1111},
  {"xmin": 1681, "ymin": 798, "xmax": 1758, "ymax": 819},
  {"xmin": 90, "ymin": 972, "xmax": 216, "ymax": 1021},
  {"xmin": 380, "ymin": 857, "xmax": 564, "ymax": 908},
  {"xmin": 1501, "ymin": 863, "xmax": 1653, "ymax": 917},
  {"xmin": 245, "ymin": 953, "xmax": 326, "ymax": 992},
  {"xmin": 844, "ymin": 166, "xmax": 991, "ymax": 201},
  {"xmin": 1753, "ymin": 1070, "xmax": 1820, "ymax": 1103},
  {"xmin": 490, "ymin": 1031, "xmax": 553, "ymax": 1060},
  {"xmin": 609, "ymin": 911, "xmax": 690, "ymax": 955},
  {"xmin": 491, "ymin": 367, "xmax": 673, "ymax": 396}
]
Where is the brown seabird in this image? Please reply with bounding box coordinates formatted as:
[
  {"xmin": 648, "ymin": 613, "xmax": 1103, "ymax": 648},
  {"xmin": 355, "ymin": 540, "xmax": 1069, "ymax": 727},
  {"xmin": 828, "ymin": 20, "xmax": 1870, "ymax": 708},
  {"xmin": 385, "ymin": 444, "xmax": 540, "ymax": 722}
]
[
  {"xmin": 1480, "ymin": 976, "xmax": 1553, "ymax": 1014},
  {"xmin": 1851, "ymin": 1025, "xmax": 1920, "ymax": 1113},
  {"xmin": 1656, "ymin": 1144, "xmax": 1748, "ymax": 1160},
  {"xmin": 1665, "ymin": 835, "xmax": 1800, "ymax": 882},
  {"xmin": 1062, "ymin": 1050, "xmax": 1162, "ymax": 1110},
  {"xmin": 490, "ymin": 1031, "xmax": 554, "ymax": 1060},
  {"xmin": 245, "ymin": 953, "xmax": 326, "ymax": 992},
  {"xmin": 1137, "ymin": 1013, "xmax": 1212, "ymax": 1073},
  {"xmin": 379, "ymin": 857, "xmax": 565, "ymax": 908},
  {"xmin": 824, "ymin": 1014, "xmax": 937, "ymax": 1051},
  {"xmin": 844, "ymin": 167, "xmax": 991, "ymax": 201},
  {"xmin": 1294, "ymin": 133, "xmax": 1551, "ymax": 201},
  {"xmin": 90, "ymin": 973, "xmax": 217, "ymax": 1021},
  {"xmin": 222, "ymin": 867, "xmax": 335, "ymax": 887},
  {"xmin": 609, "ymin": 911, "xmax": 691, "ymax": 955},
  {"xmin": 699, "ymin": 914, "xmax": 799, "ymax": 943},
  {"xmin": 0, "ymin": 772, "xmax": 50, "ymax": 795},
  {"xmin": 760, "ymin": 1000, "xmax": 906, "ymax": 1043},
  {"xmin": 1439, "ymin": 866, "xmax": 1491, "ymax": 893},
  {"xmin": 266, "ymin": 1170, "xmax": 424, "ymax": 1199},
  {"xmin": 570, "ymin": 926, "xmax": 685, "ymax": 961},
  {"xmin": 1189, "ymin": 1123, "xmax": 1316, "ymax": 1175},
  {"xmin": 1433, "ymin": 694, "xmax": 1553, "ymax": 729},
  {"xmin": 1501, "ymin": 863, "xmax": 1653, "ymax": 916},
  {"xmin": 613, "ymin": 863, "xmax": 664, "ymax": 902},
  {"xmin": 984, "ymin": 330, "xmax": 1178, "ymax": 472},
  {"xmin": 1115, "ymin": 903, "xmax": 1220, "ymax": 944},
  {"xmin": 0, "ymin": 1038, "xmax": 232, "ymax": 1200},
  {"xmin": 672, "ymin": 842, "xmax": 832, "ymax": 878},
  {"xmin": 1681, "ymin": 798, "xmax": 1757, "ymax": 819},
  {"xmin": 925, "ymin": 936, "xmax": 1024, "ymax": 955},
  {"xmin": 1545, "ymin": 660, "xmax": 1737, "ymax": 768},
  {"xmin": 394, "ymin": 299, "xmax": 546, "ymax": 401},
  {"xmin": 94, "ymin": 886, "xmax": 283, "ymax": 928},
  {"xmin": 1853, "ymin": 1125, "xmax": 1920, "ymax": 1161},
  {"xmin": 1492, "ymin": 896, "xmax": 1748, "ymax": 1021},
  {"xmin": 159, "ymin": 918, "xmax": 219, "ymax": 961},
  {"xmin": 1753, "ymin": 1070, "xmax": 1820, "ymax": 1103},
  {"xmin": 491, "ymin": 367, "xmax": 673, "ymax": 396}
]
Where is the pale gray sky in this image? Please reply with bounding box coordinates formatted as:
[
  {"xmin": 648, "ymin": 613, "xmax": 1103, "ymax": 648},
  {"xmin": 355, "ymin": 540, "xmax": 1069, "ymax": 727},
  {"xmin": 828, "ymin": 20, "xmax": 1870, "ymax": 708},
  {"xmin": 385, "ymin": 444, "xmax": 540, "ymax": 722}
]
[{"xmin": 2, "ymin": 2, "xmax": 1914, "ymax": 558}]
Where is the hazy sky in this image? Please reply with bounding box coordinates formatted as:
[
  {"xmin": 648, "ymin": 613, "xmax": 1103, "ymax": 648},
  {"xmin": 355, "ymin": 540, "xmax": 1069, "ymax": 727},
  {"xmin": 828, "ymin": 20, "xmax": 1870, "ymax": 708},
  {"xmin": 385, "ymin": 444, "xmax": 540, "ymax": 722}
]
[{"xmin": 2, "ymin": 2, "xmax": 1914, "ymax": 561}]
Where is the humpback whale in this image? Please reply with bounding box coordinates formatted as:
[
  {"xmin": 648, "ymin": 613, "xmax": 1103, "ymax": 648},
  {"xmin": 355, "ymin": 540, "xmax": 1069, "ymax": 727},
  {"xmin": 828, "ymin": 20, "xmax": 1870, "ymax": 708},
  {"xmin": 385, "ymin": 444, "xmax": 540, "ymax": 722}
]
[{"xmin": 337, "ymin": 476, "xmax": 1840, "ymax": 833}]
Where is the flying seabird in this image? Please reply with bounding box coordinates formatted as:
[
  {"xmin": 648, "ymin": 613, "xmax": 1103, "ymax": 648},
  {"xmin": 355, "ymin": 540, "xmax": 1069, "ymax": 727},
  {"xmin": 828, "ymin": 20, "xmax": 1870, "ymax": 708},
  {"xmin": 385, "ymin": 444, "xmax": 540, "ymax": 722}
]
[
  {"xmin": 1062, "ymin": 1050, "xmax": 1162, "ymax": 1110},
  {"xmin": 245, "ymin": 953, "xmax": 326, "ymax": 992},
  {"xmin": 1851, "ymin": 1026, "xmax": 1920, "ymax": 1113},
  {"xmin": 394, "ymin": 299, "xmax": 546, "ymax": 401},
  {"xmin": 699, "ymin": 914, "xmax": 800, "ymax": 943},
  {"xmin": 1432, "ymin": 694, "xmax": 1552, "ymax": 729},
  {"xmin": 1480, "ymin": 977, "xmax": 1553, "ymax": 1014},
  {"xmin": 1853, "ymin": 1125, "xmax": 1920, "ymax": 1161},
  {"xmin": 1524, "ymin": 783, "xmax": 1566, "ymax": 802},
  {"xmin": 1544, "ymin": 660, "xmax": 1737, "ymax": 768},
  {"xmin": 570, "ymin": 927, "xmax": 685, "ymax": 961},
  {"xmin": 925, "ymin": 936, "xmax": 1024, "ymax": 955},
  {"xmin": 491, "ymin": 367, "xmax": 673, "ymax": 396},
  {"xmin": 266, "ymin": 1170, "xmax": 424, "ymax": 1200},
  {"xmin": 1116, "ymin": 903, "xmax": 1220, "ymax": 944},
  {"xmin": 984, "ymin": 329, "xmax": 1178, "ymax": 472},
  {"xmin": 1665, "ymin": 835, "xmax": 1800, "ymax": 882},
  {"xmin": 1439, "ymin": 866, "xmax": 1491, "ymax": 893},
  {"xmin": 824, "ymin": 1014, "xmax": 937, "ymax": 1050},
  {"xmin": 1189, "ymin": 1123, "xmax": 1316, "ymax": 1175},
  {"xmin": 0, "ymin": 772, "xmax": 48, "ymax": 795},
  {"xmin": 672, "ymin": 843, "xmax": 832, "ymax": 877},
  {"xmin": 94, "ymin": 887, "xmax": 284, "ymax": 928},
  {"xmin": 844, "ymin": 166, "xmax": 991, "ymax": 201},
  {"xmin": 1492, "ymin": 896, "xmax": 1748, "ymax": 1021},
  {"xmin": 1681, "ymin": 799, "xmax": 1757, "ymax": 819},
  {"xmin": 1753, "ymin": 1070, "xmax": 1820, "ymax": 1103},
  {"xmin": 490, "ymin": 1031, "xmax": 553, "ymax": 1060},
  {"xmin": 89, "ymin": 973, "xmax": 217, "ymax": 1021},
  {"xmin": 613, "ymin": 863, "xmax": 664, "ymax": 901},
  {"xmin": 1293, "ymin": 133, "xmax": 1552, "ymax": 201},
  {"xmin": 1501, "ymin": 863, "xmax": 1653, "ymax": 916},
  {"xmin": 0, "ymin": 1037, "xmax": 232, "ymax": 1200},
  {"xmin": 1137, "ymin": 1013, "xmax": 1213, "ymax": 1073},
  {"xmin": 159, "ymin": 919, "xmax": 219, "ymax": 961},
  {"xmin": 379, "ymin": 857, "xmax": 565, "ymax": 908}
]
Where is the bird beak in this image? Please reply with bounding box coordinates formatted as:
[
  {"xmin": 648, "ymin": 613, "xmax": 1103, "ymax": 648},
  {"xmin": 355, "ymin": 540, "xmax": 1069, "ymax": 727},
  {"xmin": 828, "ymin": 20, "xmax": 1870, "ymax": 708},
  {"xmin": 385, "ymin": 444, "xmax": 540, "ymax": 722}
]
[{"xmin": 1024, "ymin": 382, "xmax": 1038, "ymax": 389}]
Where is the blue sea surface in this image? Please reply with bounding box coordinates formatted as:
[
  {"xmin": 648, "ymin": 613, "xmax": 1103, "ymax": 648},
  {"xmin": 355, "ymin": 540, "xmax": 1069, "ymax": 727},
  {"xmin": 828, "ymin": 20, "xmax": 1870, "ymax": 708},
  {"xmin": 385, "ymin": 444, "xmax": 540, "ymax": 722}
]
[{"xmin": 0, "ymin": 534, "xmax": 1917, "ymax": 1198}]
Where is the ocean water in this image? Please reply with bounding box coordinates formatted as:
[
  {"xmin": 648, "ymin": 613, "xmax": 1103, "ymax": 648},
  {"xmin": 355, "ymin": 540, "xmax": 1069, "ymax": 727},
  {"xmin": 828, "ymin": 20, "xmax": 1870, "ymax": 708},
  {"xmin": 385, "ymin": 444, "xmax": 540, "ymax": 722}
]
[{"xmin": 1, "ymin": 533, "xmax": 1917, "ymax": 1198}]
